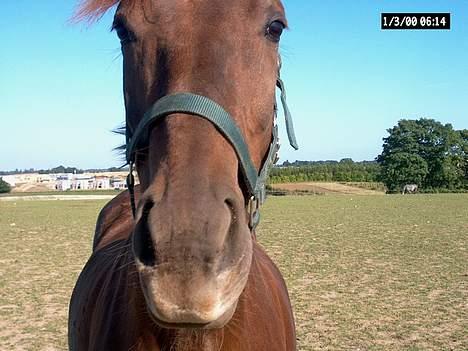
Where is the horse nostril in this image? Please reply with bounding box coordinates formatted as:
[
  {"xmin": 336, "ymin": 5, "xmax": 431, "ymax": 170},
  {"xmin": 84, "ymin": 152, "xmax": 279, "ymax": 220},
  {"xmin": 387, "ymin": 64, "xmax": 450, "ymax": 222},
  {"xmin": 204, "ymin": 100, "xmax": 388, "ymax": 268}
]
[
  {"xmin": 133, "ymin": 200, "xmax": 157, "ymax": 267},
  {"xmin": 224, "ymin": 198, "xmax": 236, "ymax": 222},
  {"xmin": 225, "ymin": 197, "xmax": 242, "ymax": 236}
]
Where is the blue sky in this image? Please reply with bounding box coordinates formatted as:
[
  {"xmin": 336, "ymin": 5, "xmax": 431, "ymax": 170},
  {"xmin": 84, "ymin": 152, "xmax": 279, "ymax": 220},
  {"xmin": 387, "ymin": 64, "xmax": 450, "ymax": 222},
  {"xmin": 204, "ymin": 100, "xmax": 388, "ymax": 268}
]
[{"xmin": 1, "ymin": 1, "xmax": 467, "ymax": 170}]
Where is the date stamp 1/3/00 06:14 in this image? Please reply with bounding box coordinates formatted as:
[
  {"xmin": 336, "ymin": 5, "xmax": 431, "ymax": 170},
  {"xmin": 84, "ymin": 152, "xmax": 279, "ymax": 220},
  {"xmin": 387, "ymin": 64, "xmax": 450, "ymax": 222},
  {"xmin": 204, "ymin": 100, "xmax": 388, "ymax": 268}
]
[{"xmin": 381, "ymin": 13, "xmax": 451, "ymax": 30}]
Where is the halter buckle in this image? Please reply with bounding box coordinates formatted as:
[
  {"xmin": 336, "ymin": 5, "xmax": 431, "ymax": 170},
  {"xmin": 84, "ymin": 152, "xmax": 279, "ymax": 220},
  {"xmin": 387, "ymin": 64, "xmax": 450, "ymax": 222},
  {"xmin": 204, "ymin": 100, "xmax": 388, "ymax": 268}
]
[{"xmin": 248, "ymin": 196, "xmax": 260, "ymax": 230}]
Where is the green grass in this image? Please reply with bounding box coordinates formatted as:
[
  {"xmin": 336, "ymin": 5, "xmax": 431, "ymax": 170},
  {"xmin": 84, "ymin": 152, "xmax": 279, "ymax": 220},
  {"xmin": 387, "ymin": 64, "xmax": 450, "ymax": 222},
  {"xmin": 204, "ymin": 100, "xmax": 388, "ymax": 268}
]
[{"xmin": 1, "ymin": 195, "xmax": 467, "ymax": 350}]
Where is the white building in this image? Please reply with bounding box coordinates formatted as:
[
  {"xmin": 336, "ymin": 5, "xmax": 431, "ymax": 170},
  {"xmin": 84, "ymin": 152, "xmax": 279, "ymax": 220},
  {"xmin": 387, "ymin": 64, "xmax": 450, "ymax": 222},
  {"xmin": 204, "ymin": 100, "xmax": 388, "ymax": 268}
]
[
  {"xmin": 54, "ymin": 173, "xmax": 118, "ymax": 191},
  {"xmin": 112, "ymin": 181, "xmax": 128, "ymax": 190},
  {"xmin": 2, "ymin": 171, "xmax": 130, "ymax": 192},
  {"xmin": 95, "ymin": 176, "xmax": 111, "ymax": 189},
  {"xmin": 55, "ymin": 175, "xmax": 72, "ymax": 191}
]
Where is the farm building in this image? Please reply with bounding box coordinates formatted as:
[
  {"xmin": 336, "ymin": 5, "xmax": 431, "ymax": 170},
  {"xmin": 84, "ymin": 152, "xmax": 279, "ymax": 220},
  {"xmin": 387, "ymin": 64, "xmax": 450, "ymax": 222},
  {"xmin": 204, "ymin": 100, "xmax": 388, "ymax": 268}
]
[
  {"xmin": 55, "ymin": 174, "xmax": 115, "ymax": 191},
  {"xmin": 3, "ymin": 171, "xmax": 130, "ymax": 192},
  {"xmin": 112, "ymin": 180, "xmax": 128, "ymax": 190},
  {"xmin": 54, "ymin": 173, "xmax": 128, "ymax": 191},
  {"xmin": 54, "ymin": 174, "xmax": 91, "ymax": 190}
]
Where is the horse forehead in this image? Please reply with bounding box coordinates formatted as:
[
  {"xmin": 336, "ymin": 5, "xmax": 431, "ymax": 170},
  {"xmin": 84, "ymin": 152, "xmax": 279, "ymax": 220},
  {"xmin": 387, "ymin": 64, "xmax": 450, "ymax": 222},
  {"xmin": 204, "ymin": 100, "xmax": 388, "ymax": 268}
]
[
  {"xmin": 125, "ymin": 0, "xmax": 284, "ymax": 17},
  {"xmin": 155, "ymin": 0, "xmax": 282, "ymax": 8}
]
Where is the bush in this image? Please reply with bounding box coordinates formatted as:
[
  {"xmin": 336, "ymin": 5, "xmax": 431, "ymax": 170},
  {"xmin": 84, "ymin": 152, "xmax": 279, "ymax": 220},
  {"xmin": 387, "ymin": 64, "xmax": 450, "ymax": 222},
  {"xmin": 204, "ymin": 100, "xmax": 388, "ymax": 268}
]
[
  {"xmin": 269, "ymin": 161, "xmax": 381, "ymax": 184},
  {"xmin": 0, "ymin": 178, "xmax": 12, "ymax": 193}
]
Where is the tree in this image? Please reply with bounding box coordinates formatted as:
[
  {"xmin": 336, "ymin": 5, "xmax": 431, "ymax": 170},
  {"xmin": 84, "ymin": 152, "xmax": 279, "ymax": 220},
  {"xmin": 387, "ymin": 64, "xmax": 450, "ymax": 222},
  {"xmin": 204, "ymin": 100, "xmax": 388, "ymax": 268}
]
[
  {"xmin": 378, "ymin": 153, "xmax": 428, "ymax": 192},
  {"xmin": 0, "ymin": 178, "xmax": 11, "ymax": 193},
  {"xmin": 458, "ymin": 129, "xmax": 468, "ymax": 188},
  {"xmin": 377, "ymin": 118, "xmax": 466, "ymax": 192}
]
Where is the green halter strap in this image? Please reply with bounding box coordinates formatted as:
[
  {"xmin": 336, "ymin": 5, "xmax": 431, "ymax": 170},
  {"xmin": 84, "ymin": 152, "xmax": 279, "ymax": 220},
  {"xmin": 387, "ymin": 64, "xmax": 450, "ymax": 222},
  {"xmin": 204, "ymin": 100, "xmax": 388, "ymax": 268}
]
[{"xmin": 125, "ymin": 78, "xmax": 297, "ymax": 229}]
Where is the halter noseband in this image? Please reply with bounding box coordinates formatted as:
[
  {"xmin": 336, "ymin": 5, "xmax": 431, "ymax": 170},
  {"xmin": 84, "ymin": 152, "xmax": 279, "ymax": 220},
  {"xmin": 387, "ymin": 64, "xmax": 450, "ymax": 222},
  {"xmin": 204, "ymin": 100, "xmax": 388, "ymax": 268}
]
[{"xmin": 125, "ymin": 75, "xmax": 298, "ymax": 230}]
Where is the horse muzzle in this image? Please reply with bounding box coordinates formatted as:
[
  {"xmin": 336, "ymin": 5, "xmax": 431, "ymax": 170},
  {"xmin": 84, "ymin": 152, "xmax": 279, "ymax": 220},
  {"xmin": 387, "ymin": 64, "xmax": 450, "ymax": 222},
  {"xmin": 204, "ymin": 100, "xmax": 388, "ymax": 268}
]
[{"xmin": 132, "ymin": 187, "xmax": 252, "ymax": 329}]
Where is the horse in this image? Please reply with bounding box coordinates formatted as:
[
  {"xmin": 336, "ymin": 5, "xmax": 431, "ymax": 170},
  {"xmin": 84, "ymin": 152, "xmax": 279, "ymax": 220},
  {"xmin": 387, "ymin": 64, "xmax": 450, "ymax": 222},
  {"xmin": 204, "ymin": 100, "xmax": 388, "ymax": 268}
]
[
  {"xmin": 402, "ymin": 184, "xmax": 418, "ymax": 194},
  {"xmin": 69, "ymin": 0, "xmax": 297, "ymax": 350}
]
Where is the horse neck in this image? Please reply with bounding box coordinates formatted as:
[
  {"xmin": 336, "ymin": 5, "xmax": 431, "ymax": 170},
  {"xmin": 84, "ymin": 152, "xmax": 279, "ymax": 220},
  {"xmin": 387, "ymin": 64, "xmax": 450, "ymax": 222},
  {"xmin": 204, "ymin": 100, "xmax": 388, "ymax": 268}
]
[{"xmin": 152, "ymin": 329, "xmax": 224, "ymax": 351}]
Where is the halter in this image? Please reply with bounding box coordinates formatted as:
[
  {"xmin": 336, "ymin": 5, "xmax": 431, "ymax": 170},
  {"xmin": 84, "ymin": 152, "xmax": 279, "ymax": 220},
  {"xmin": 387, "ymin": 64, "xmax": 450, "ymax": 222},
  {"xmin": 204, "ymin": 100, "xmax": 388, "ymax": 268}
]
[{"xmin": 125, "ymin": 74, "xmax": 298, "ymax": 230}]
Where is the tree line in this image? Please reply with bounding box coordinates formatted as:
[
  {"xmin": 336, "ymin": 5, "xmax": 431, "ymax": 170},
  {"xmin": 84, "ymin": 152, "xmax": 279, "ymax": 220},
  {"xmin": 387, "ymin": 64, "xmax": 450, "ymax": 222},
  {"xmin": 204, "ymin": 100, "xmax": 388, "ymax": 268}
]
[
  {"xmin": 269, "ymin": 118, "xmax": 467, "ymax": 193},
  {"xmin": 269, "ymin": 159, "xmax": 380, "ymax": 183}
]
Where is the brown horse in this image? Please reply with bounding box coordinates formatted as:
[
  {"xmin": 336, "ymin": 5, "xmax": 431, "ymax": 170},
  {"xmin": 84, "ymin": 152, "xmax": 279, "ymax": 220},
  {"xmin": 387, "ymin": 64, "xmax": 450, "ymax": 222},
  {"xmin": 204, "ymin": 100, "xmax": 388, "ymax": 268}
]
[{"xmin": 69, "ymin": 0, "xmax": 296, "ymax": 350}]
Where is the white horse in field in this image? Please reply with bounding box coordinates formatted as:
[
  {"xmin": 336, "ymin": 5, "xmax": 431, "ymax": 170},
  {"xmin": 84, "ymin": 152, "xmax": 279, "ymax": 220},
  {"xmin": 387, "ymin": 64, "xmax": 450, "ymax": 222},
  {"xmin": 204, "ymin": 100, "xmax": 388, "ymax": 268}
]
[{"xmin": 402, "ymin": 184, "xmax": 418, "ymax": 194}]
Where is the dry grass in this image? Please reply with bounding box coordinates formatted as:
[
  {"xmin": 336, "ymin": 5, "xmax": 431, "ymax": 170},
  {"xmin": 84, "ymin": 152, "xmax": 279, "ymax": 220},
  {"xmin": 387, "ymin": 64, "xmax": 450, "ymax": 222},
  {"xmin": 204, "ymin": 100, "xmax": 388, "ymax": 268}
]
[
  {"xmin": 0, "ymin": 194, "xmax": 467, "ymax": 350},
  {"xmin": 271, "ymin": 182, "xmax": 385, "ymax": 195},
  {"xmin": 0, "ymin": 200, "xmax": 106, "ymax": 350},
  {"xmin": 258, "ymin": 195, "xmax": 468, "ymax": 350}
]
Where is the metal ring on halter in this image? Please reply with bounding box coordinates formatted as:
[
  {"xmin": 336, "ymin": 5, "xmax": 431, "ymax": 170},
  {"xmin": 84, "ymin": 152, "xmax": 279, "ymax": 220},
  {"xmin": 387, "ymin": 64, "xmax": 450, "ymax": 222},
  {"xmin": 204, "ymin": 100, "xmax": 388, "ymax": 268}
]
[
  {"xmin": 248, "ymin": 196, "xmax": 260, "ymax": 230},
  {"xmin": 126, "ymin": 162, "xmax": 136, "ymax": 217}
]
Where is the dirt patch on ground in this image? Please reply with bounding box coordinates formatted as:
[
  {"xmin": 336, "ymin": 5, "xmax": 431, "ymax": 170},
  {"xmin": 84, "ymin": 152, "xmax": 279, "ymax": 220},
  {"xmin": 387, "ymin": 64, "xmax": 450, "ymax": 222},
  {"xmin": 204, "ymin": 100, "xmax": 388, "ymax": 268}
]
[
  {"xmin": 12, "ymin": 183, "xmax": 54, "ymax": 193},
  {"xmin": 271, "ymin": 182, "xmax": 385, "ymax": 195}
]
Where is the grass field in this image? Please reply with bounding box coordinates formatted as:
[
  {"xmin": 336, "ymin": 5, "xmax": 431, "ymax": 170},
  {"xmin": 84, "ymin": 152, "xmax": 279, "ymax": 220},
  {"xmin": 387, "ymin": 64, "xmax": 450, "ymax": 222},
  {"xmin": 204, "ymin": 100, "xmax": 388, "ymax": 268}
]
[{"xmin": 0, "ymin": 194, "xmax": 467, "ymax": 350}]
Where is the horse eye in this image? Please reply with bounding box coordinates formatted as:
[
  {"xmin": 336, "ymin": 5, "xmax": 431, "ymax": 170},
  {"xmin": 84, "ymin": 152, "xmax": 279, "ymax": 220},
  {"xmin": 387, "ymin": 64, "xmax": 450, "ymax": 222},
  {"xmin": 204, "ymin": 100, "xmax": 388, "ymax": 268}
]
[
  {"xmin": 113, "ymin": 22, "xmax": 133, "ymax": 44},
  {"xmin": 266, "ymin": 20, "xmax": 285, "ymax": 42}
]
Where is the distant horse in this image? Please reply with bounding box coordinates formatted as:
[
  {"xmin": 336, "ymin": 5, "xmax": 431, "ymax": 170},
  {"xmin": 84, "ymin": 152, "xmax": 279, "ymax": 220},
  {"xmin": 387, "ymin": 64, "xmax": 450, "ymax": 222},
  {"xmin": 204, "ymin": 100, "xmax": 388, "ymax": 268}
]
[
  {"xmin": 69, "ymin": 0, "xmax": 297, "ymax": 350},
  {"xmin": 402, "ymin": 184, "xmax": 418, "ymax": 194}
]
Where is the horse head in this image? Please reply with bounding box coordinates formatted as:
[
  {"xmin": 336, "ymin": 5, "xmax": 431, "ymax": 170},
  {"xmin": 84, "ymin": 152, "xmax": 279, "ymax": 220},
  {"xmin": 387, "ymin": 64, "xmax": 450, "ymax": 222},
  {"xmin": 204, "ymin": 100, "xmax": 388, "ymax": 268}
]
[{"xmin": 80, "ymin": 0, "xmax": 291, "ymax": 330}]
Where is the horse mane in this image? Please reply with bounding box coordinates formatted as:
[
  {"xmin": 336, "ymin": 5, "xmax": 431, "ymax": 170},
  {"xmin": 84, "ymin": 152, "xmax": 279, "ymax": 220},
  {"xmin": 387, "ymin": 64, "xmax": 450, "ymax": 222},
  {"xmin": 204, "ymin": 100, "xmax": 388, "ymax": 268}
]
[{"xmin": 74, "ymin": 0, "xmax": 123, "ymax": 22}]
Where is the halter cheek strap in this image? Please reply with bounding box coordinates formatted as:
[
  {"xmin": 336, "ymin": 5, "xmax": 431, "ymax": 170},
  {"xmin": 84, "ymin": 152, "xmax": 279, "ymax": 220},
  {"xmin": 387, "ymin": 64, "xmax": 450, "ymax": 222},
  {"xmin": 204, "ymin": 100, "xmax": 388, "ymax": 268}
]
[{"xmin": 125, "ymin": 77, "xmax": 298, "ymax": 230}]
